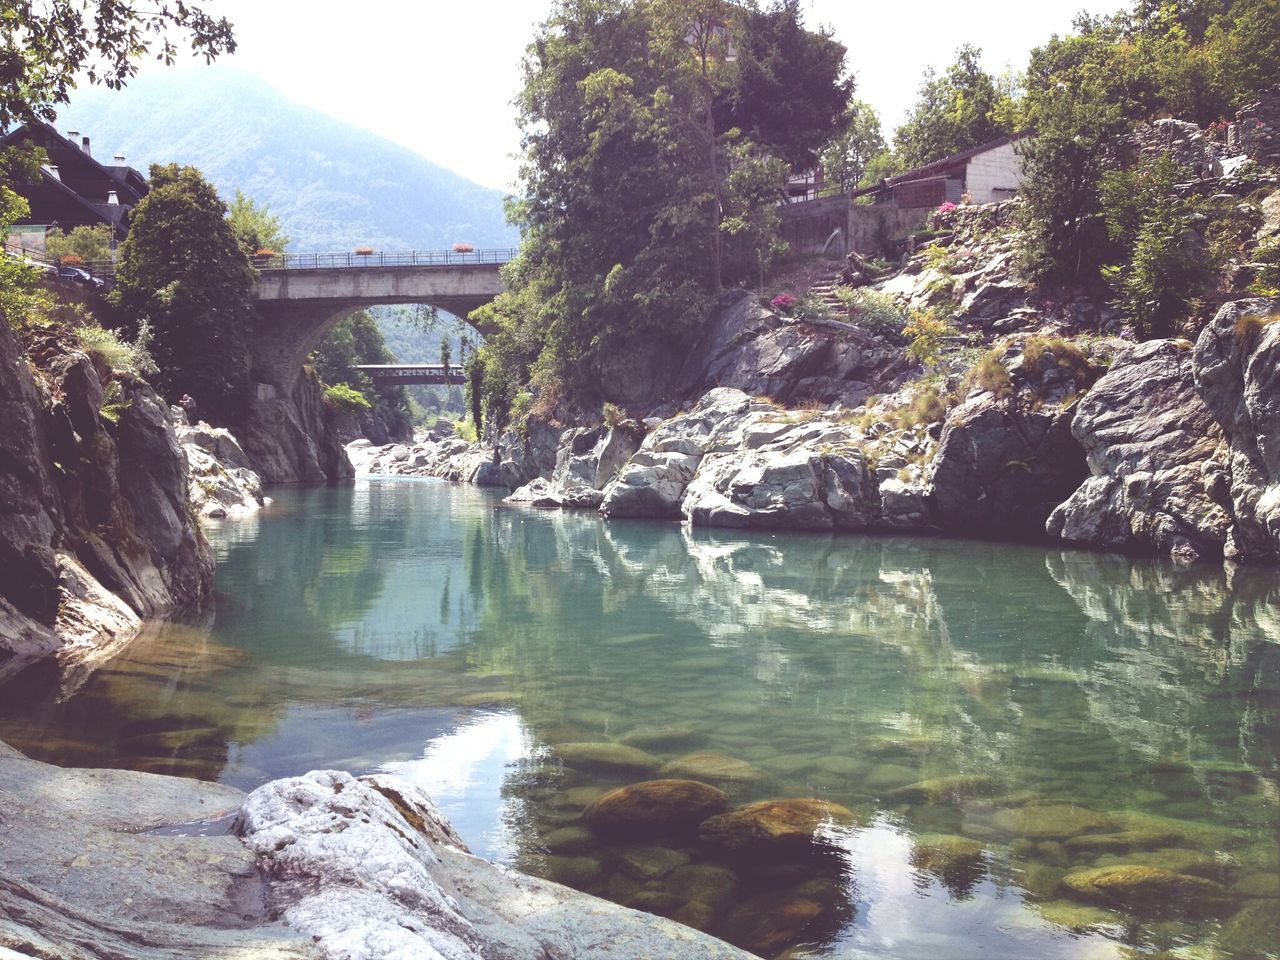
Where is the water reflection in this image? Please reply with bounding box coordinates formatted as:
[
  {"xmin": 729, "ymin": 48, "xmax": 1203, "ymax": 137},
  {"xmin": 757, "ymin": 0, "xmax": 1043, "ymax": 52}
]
[{"xmin": 0, "ymin": 480, "xmax": 1276, "ymax": 959}]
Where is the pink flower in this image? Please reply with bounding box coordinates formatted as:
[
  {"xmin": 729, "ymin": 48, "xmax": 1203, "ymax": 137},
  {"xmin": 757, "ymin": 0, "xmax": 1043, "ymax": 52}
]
[
  {"xmin": 770, "ymin": 294, "xmax": 798, "ymax": 312},
  {"xmin": 937, "ymin": 201, "xmax": 958, "ymax": 214}
]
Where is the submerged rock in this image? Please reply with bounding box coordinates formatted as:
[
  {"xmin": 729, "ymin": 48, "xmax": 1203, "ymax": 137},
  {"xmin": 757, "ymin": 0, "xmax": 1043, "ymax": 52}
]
[
  {"xmin": 584, "ymin": 779, "xmax": 729, "ymax": 832},
  {"xmin": 660, "ymin": 751, "xmax": 764, "ymax": 783},
  {"xmin": 1060, "ymin": 865, "xmax": 1230, "ymax": 913},
  {"xmin": 888, "ymin": 774, "xmax": 1001, "ymax": 805},
  {"xmin": 698, "ymin": 798, "xmax": 857, "ymax": 857},
  {"xmin": 991, "ymin": 804, "xmax": 1114, "ymax": 839},
  {"xmin": 553, "ymin": 741, "xmax": 662, "ymax": 774}
]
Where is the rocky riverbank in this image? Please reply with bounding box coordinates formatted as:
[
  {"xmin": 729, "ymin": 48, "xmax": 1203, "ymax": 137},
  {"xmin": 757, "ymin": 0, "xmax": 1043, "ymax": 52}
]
[
  {"xmin": 0, "ymin": 318, "xmax": 265, "ymax": 683},
  {"xmin": 0, "ymin": 740, "xmax": 754, "ymax": 959}
]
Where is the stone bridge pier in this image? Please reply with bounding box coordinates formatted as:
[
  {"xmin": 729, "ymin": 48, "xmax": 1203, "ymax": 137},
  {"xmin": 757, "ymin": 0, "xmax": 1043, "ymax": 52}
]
[{"xmin": 240, "ymin": 258, "xmax": 506, "ymax": 483}]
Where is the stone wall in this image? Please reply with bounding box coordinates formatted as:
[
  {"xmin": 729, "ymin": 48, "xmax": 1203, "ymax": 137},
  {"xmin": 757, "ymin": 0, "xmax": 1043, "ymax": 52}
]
[{"xmin": 847, "ymin": 204, "xmax": 929, "ymax": 257}]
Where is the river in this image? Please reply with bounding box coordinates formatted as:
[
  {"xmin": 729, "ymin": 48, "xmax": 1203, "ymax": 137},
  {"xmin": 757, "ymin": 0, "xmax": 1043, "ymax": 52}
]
[{"xmin": 1, "ymin": 479, "xmax": 1276, "ymax": 959}]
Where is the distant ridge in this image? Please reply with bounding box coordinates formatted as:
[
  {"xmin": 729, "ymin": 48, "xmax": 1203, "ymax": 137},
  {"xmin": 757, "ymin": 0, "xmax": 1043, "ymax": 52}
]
[{"xmin": 56, "ymin": 66, "xmax": 517, "ymax": 252}]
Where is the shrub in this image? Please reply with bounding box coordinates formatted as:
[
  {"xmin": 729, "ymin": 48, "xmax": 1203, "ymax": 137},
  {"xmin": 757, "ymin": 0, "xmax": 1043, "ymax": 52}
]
[
  {"xmin": 76, "ymin": 321, "xmax": 158, "ymax": 378},
  {"xmin": 454, "ymin": 419, "xmax": 478, "ymax": 442},
  {"xmin": 44, "ymin": 224, "xmax": 113, "ymax": 263},
  {"xmin": 1022, "ymin": 335, "xmax": 1092, "ymax": 384},
  {"xmin": 602, "ymin": 401, "xmax": 625, "ymax": 427},
  {"xmin": 509, "ymin": 390, "xmax": 534, "ymax": 434},
  {"xmin": 965, "ymin": 350, "xmax": 1014, "ymax": 400},
  {"xmin": 901, "ymin": 384, "xmax": 947, "ymax": 427},
  {"xmin": 837, "ymin": 288, "xmax": 908, "ymax": 343},
  {"xmin": 1117, "ymin": 204, "xmax": 1212, "ymax": 339},
  {"xmin": 1251, "ymin": 239, "xmax": 1280, "ymax": 297},
  {"xmin": 323, "ymin": 382, "xmax": 371, "ymax": 413},
  {"xmin": 902, "ymin": 307, "xmax": 955, "ymax": 366},
  {"xmin": 770, "ymin": 293, "xmax": 798, "ymax": 314}
]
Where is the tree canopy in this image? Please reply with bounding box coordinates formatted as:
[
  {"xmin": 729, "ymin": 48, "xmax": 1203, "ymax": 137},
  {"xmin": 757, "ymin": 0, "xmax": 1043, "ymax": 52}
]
[
  {"xmin": 227, "ymin": 189, "xmax": 291, "ymax": 255},
  {"xmin": 0, "ymin": 0, "xmax": 236, "ymax": 131},
  {"xmin": 111, "ymin": 163, "xmax": 255, "ymax": 421},
  {"xmin": 472, "ymin": 0, "xmax": 851, "ymax": 425}
]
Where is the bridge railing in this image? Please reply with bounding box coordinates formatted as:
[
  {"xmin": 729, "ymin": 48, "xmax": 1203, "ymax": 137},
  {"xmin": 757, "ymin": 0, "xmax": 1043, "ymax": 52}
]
[
  {"xmin": 256, "ymin": 248, "xmax": 519, "ymax": 270},
  {"xmin": 65, "ymin": 248, "xmax": 519, "ymax": 281}
]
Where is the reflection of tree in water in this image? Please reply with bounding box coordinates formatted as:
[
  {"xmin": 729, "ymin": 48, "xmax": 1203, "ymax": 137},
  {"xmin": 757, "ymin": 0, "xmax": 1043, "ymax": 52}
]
[{"xmin": 454, "ymin": 505, "xmax": 1277, "ymax": 955}]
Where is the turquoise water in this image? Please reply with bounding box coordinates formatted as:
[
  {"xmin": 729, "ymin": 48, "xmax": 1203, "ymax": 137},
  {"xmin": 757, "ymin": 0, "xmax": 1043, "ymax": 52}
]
[{"xmin": 1, "ymin": 480, "xmax": 1277, "ymax": 959}]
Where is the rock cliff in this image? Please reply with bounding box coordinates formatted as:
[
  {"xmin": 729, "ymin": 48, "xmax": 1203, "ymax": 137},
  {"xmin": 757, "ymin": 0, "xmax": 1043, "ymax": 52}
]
[{"xmin": 0, "ymin": 320, "xmax": 214, "ymax": 680}]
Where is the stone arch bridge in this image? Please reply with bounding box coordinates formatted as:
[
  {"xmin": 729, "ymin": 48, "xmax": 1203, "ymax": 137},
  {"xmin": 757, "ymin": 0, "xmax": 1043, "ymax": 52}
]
[{"xmin": 251, "ymin": 248, "xmax": 513, "ymax": 395}]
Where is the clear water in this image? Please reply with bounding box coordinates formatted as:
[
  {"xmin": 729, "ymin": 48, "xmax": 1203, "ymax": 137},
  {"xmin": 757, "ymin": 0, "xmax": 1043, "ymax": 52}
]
[{"xmin": 2, "ymin": 480, "xmax": 1277, "ymax": 959}]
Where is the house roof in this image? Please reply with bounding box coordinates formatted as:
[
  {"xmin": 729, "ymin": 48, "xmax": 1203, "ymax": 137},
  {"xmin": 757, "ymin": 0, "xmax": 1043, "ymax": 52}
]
[
  {"xmin": 851, "ymin": 131, "xmax": 1032, "ymax": 199},
  {"xmin": 1, "ymin": 121, "xmax": 148, "ymax": 203}
]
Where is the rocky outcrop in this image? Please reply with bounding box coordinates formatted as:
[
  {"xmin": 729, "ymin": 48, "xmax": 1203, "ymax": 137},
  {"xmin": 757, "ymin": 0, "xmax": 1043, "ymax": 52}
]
[
  {"xmin": 176, "ymin": 410, "xmax": 266, "ymax": 519},
  {"xmin": 0, "ymin": 322, "xmax": 213, "ymax": 679},
  {"xmin": 240, "ymin": 367, "xmax": 353, "ymax": 484},
  {"xmin": 1193, "ymin": 297, "xmax": 1280, "ymax": 561},
  {"xmin": 1047, "ymin": 339, "xmax": 1231, "ymax": 561},
  {"xmin": 0, "ymin": 743, "xmax": 751, "ymax": 960},
  {"xmin": 677, "ymin": 291, "xmax": 910, "ymax": 408},
  {"xmin": 349, "ymin": 418, "xmax": 565, "ymax": 491},
  {"xmin": 507, "ymin": 422, "xmax": 643, "ymax": 509}
]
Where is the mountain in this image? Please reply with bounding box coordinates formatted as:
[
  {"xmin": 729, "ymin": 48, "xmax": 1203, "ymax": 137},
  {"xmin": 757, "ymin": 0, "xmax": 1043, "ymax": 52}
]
[{"xmin": 55, "ymin": 67, "xmax": 517, "ymax": 252}]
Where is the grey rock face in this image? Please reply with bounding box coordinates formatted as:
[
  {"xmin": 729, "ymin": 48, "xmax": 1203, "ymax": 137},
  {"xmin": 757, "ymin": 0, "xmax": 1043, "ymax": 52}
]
[
  {"xmin": 507, "ymin": 423, "xmax": 644, "ymax": 509},
  {"xmin": 1047, "ymin": 339, "xmax": 1231, "ymax": 561},
  {"xmin": 178, "ymin": 415, "xmax": 266, "ymax": 519},
  {"xmin": 931, "ymin": 392, "xmax": 1086, "ymax": 539},
  {"xmin": 1193, "ymin": 297, "xmax": 1280, "ymax": 560},
  {"xmin": 239, "ymin": 369, "xmax": 354, "ymax": 484},
  {"xmin": 0, "ymin": 324, "xmax": 213, "ymax": 677}
]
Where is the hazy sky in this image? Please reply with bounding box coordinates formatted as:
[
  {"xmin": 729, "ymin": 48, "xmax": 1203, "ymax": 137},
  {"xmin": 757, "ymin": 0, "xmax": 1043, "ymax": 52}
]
[{"xmin": 152, "ymin": 0, "xmax": 1125, "ymax": 190}]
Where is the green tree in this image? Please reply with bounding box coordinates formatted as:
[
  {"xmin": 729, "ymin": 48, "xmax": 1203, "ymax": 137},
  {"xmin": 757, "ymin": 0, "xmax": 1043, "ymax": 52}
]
[
  {"xmin": 894, "ymin": 45, "xmax": 1011, "ymax": 169},
  {"xmin": 43, "ymin": 224, "xmax": 113, "ymax": 262},
  {"xmin": 0, "ymin": 0, "xmax": 235, "ymax": 130},
  {"xmin": 721, "ymin": 138, "xmax": 787, "ymax": 290},
  {"xmin": 819, "ymin": 100, "xmax": 886, "ymax": 193},
  {"xmin": 714, "ymin": 0, "xmax": 853, "ymax": 170},
  {"xmin": 110, "ymin": 164, "xmax": 255, "ymax": 422},
  {"xmin": 227, "ymin": 189, "xmax": 291, "ymax": 255}
]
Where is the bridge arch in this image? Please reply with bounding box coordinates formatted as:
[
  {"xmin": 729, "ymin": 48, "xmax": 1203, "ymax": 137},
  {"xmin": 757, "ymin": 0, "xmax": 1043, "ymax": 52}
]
[{"xmin": 249, "ymin": 251, "xmax": 509, "ymax": 395}]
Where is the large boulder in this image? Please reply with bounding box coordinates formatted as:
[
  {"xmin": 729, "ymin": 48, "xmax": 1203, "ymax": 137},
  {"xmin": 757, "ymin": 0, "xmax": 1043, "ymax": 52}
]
[
  {"xmin": 1047, "ymin": 339, "xmax": 1231, "ymax": 561},
  {"xmin": 178, "ymin": 416, "xmax": 265, "ymax": 519},
  {"xmin": 508, "ymin": 423, "xmax": 643, "ymax": 510},
  {"xmin": 239, "ymin": 770, "xmax": 754, "ymax": 959},
  {"xmin": 1192, "ymin": 297, "xmax": 1280, "ymax": 561}
]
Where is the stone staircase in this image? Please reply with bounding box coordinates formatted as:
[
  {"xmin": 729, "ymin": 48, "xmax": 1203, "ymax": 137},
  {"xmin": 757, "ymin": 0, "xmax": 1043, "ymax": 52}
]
[{"xmin": 807, "ymin": 273, "xmax": 847, "ymax": 315}]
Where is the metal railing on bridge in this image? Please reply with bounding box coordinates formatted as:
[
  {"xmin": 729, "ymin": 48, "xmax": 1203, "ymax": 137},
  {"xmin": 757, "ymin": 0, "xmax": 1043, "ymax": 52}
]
[
  {"xmin": 35, "ymin": 247, "xmax": 519, "ymax": 283},
  {"xmin": 255, "ymin": 248, "xmax": 518, "ymax": 270},
  {"xmin": 355, "ymin": 363, "xmax": 468, "ymax": 385}
]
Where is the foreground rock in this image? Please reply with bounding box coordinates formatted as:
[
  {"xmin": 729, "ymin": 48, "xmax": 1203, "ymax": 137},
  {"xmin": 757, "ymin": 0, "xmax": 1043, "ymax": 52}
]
[
  {"xmin": 240, "ymin": 770, "xmax": 754, "ymax": 959},
  {"xmin": 0, "ymin": 743, "xmax": 754, "ymax": 959},
  {"xmin": 0, "ymin": 322, "xmax": 213, "ymax": 681},
  {"xmin": 0, "ymin": 740, "xmax": 309, "ymax": 958},
  {"xmin": 507, "ymin": 422, "xmax": 643, "ymax": 509}
]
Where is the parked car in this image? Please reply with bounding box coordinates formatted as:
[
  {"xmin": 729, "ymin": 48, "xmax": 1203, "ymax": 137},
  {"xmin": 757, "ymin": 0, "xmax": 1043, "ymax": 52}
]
[{"xmin": 57, "ymin": 264, "xmax": 105, "ymax": 289}]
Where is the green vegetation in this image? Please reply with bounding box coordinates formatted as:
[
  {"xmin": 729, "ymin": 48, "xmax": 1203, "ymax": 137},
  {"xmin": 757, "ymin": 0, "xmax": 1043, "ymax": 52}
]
[
  {"xmin": 818, "ymin": 100, "xmax": 886, "ymax": 194},
  {"xmin": 0, "ymin": 0, "xmax": 234, "ymax": 130},
  {"xmin": 310, "ymin": 311, "xmax": 413, "ymax": 441},
  {"xmin": 470, "ymin": 0, "xmax": 851, "ymax": 428},
  {"xmin": 902, "ymin": 308, "xmax": 956, "ymax": 367},
  {"xmin": 893, "ymin": 44, "xmax": 1016, "ymax": 171},
  {"xmin": 44, "ymin": 224, "xmax": 113, "ymax": 263},
  {"xmin": 1016, "ymin": 0, "xmax": 1280, "ymax": 303},
  {"xmin": 835, "ymin": 288, "xmax": 908, "ymax": 343},
  {"xmin": 110, "ymin": 164, "xmax": 255, "ymax": 422},
  {"xmin": 965, "ymin": 350, "xmax": 1014, "ymax": 400},
  {"xmin": 75, "ymin": 321, "xmax": 158, "ymax": 378},
  {"xmin": 322, "ymin": 382, "xmax": 372, "ymax": 414},
  {"xmin": 227, "ymin": 189, "xmax": 291, "ymax": 255},
  {"xmin": 1250, "ymin": 239, "xmax": 1280, "ymax": 296}
]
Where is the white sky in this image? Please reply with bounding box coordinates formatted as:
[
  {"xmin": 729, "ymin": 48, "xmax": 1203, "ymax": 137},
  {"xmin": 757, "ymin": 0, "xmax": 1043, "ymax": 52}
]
[{"xmin": 162, "ymin": 0, "xmax": 1126, "ymax": 191}]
